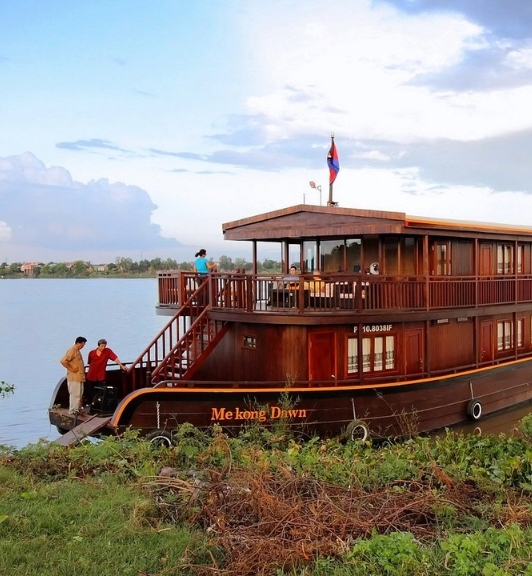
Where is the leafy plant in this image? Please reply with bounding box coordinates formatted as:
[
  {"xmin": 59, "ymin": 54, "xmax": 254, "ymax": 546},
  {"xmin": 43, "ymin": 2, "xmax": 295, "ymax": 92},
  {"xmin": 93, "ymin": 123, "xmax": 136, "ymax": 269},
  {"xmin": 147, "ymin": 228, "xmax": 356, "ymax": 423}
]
[
  {"xmin": 346, "ymin": 531, "xmax": 431, "ymax": 575},
  {"xmin": 0, "ymin": 380, "xmax": 14, "ymax": 398},
  {"xmin": 519, "ymin": 414, "xmax": 532, "ymax": 443},
  {"xmin": 439, "ymin": 525, "xmax": 529, "ymax": 576}
]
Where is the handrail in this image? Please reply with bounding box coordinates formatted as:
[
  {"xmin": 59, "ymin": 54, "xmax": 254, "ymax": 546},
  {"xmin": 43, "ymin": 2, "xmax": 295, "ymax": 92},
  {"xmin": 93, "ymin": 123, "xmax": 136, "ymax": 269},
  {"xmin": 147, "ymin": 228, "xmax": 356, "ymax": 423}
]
[
  {"xmin": 150, "ymin": 311, "xmax": 226, "ymax": 383},
  {"xmin": 128, "ymin": 277, "xmax": 212, "ymax": 389},
  {"xmin": 158, "ymin": 271, "xmax": 532, "ymax": 314}
]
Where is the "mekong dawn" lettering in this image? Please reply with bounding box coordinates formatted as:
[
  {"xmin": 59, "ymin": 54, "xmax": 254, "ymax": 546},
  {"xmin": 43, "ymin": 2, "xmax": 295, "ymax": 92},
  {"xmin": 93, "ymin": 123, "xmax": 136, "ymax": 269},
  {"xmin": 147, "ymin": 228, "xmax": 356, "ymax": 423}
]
[{"xmin": 211, "ymin": 406, "xmax": 307, "ymax": 423}]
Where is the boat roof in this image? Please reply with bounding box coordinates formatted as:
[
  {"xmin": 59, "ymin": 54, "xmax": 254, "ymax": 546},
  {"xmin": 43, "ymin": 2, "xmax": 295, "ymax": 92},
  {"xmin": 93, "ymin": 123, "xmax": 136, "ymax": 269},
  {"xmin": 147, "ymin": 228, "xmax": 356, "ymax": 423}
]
[{"xmin": 222, "ymin": 204, "xmax": 532, "ymax": 242}]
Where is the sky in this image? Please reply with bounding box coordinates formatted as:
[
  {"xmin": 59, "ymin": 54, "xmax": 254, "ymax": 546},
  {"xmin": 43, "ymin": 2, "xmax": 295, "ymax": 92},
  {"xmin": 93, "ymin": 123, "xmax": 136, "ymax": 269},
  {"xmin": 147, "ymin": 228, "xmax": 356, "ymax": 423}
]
[{"xmin": 2, "ymin": 0, "xmax": 532, "ymax": 264}]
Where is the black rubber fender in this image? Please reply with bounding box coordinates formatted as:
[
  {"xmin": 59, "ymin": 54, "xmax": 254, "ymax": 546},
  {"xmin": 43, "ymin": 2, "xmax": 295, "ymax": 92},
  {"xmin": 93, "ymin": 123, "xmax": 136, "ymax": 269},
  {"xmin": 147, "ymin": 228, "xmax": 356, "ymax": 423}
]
[
  {"xmin": 345, "ymin": 419, "xmax": 370, "ymax": 442},
  {"xmin": 466, "ymin": 399, "xmax": 482, "ymax": 421},
  {"xmin": 146, "ymin": 429, "xmax": 173, "ymax": 447}
]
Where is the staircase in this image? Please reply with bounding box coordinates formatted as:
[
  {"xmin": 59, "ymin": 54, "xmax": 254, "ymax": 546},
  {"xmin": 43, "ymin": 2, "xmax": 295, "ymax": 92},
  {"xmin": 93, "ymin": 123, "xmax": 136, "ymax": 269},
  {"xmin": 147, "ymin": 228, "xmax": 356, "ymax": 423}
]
[{"xmin": 127, "ymin": 278, "xmax": 228, "ymax": 389}]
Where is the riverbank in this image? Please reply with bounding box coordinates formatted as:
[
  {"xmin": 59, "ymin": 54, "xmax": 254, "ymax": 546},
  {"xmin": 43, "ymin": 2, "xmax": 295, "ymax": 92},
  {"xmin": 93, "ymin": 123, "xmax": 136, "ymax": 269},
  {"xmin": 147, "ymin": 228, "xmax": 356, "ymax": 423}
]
[
  {"xmin": 2, "ymin": 420, "xmax": 532, "ymax": 575},
  {"xmin": 0, "ymin": 272, "xmax": 157, "ymax": 279}
]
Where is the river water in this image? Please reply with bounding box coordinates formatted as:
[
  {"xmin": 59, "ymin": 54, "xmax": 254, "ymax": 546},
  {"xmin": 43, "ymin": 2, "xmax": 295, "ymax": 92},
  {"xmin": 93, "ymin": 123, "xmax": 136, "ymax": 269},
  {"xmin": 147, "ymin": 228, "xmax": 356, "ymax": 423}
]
[
  {"xmin": 0, "ymin": 278, "xmax": 531, "ymax": 448},
  {"xmin": 0, "ymin": 279, "xmax": 167, "ymax": 448}
]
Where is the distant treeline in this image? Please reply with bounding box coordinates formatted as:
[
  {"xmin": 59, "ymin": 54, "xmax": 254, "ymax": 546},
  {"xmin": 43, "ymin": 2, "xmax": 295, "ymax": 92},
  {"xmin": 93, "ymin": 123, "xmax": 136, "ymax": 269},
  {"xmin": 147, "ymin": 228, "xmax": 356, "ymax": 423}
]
[{"xmin": 0, "ymin": 256, "xmax": 286, "ymax": 278}]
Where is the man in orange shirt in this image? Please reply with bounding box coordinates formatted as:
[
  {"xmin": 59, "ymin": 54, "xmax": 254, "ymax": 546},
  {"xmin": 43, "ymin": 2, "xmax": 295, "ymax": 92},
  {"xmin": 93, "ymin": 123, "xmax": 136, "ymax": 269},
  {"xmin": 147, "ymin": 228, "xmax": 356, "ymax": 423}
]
[{"xmin": 60, "ymin": 336, "xmax": 87, "ymax": 414}]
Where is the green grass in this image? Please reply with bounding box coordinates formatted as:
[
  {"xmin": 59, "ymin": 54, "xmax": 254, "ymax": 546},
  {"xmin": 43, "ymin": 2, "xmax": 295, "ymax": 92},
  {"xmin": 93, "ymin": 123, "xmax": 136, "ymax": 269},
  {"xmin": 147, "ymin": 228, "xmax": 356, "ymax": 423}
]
[
  {"xmin": 2, "ymin": 419, "xmax": 532, "ymax": 575},
  {"xmin": 0, "ymin": 464, "xmax": 209, "ymax": 576}
]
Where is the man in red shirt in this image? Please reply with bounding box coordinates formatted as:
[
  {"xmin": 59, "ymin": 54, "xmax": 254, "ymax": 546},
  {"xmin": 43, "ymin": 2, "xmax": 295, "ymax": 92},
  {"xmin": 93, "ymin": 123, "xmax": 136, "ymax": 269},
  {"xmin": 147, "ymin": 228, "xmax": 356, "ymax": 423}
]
[{"xmin": 86, "ymin": 339, "xmax": 126, "ymax": 404}]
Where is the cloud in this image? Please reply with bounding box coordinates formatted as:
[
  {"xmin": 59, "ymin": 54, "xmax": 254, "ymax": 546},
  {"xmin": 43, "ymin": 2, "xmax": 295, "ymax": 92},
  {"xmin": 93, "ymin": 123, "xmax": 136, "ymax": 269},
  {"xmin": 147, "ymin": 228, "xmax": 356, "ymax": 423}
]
[
  {"xmin": 379, "ymin": 1, "xmax": 532, "ymax": 40},
  {"xmin": 132, "ymin": 89, "xmax": 157, "ymax": 98},
  {"xmin": 349, "ymin": 128, "xmax": 532, "ymax": 192},
  {"xmin": 56, "ymin": 139, "xmax": 130, "ymax": 153},
  {"xmin": 374, "ymin": 1, "xmax": 532, "ymax": 93},
  {"xmin": 0, "ymin": 152, "xmax": 182, "ymax": 260},
  {"xmin": 209, "ymin": 114, "xmax": 273, "ymax": 146},
  {"xmin": 149, "ymin": 129, "xmax": 331, "ymax": 172},
  {"xmin": 0, "ymin": 221, "xmax": 11, "ymax": 242},
  {"xmin": 147, "ymin": 148, "xmax": 185, "ymax": 158}
]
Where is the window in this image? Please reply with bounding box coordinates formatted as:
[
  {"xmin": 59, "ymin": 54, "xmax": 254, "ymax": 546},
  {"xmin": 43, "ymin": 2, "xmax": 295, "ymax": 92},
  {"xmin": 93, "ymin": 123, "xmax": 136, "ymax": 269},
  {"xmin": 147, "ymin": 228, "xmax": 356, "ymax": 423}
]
[
  {"xmin": 433, "ymin": 241, "xmax": 451, "ymax": 275},
  {"xmin": 303, "ymin": 240, "xmax": 317, "ymax": 272},
  {"xmin": 346, "ymin": 239, "xmax": 362, "ymax": 272},
  {"xmin": 347, "ymin": 335, "xmax": 396, "ymax": 375},
  {"xmin": 347, "ymin": 338, "xmax": 358, "ymax": 373},
  {"xmin": 320, "ymin": 240, "xmax": 345, "ymax": 272},
  {"xmin": 243, "ymin": 336, "xmax": 256, "ymax": 349},
  {"xmin": 517, "ymin": 245, "xmax": 524, "ymax": 274},
  {"xmin": 287, "ymin": 242, "xmax": 301, "ymax": 273},
  {"xmin": 383, "ymin": 238, "xmax": 399, "ymax": 275},
  {"xmin": 497, "ymin": 320, "xmax": 513, "ymax": 351},
  {"xmin": 400, "ymin": 237, "xmax": 416, "ymax": 275},
  {"xmin": 497, "ymin": 244, "xmax": 513, "ymax": 274},
  {"xmin": 517, "ymin": 318, "xmax": 524, "ymax": 348},
  {"xmin": 363, "ymin": 237, "xmax": 379, "ymax": 273}
]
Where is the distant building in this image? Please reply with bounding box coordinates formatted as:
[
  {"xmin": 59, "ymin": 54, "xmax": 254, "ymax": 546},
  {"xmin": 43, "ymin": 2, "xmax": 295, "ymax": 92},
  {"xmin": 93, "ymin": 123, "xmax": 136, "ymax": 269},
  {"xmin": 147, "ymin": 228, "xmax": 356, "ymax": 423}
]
[{"xmin": 21, "ymin": 262, "xmax": 41, "ymax": 276}]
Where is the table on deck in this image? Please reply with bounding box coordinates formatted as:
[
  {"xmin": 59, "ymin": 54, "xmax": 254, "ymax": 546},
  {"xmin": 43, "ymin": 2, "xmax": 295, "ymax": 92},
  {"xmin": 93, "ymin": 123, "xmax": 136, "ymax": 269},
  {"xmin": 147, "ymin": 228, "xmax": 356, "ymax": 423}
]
[{"xmin": 268, "ymin": 284, "xmax": 309, "ymax": 307}]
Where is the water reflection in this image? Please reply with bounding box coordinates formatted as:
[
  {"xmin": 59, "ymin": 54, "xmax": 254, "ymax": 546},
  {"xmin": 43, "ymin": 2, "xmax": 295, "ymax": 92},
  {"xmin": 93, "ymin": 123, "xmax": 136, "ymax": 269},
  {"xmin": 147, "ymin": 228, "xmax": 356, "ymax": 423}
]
[{"xmin": 445, "ymin": 401, "xmax": 532, "ymax": 438}]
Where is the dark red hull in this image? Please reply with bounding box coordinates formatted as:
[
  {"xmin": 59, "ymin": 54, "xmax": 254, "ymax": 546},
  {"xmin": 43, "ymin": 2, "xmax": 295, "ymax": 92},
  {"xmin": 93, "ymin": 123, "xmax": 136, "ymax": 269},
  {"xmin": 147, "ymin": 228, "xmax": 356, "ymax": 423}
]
[{"xmin": 49, "ymin": 357, "xmax": 532, "ymax": 441}]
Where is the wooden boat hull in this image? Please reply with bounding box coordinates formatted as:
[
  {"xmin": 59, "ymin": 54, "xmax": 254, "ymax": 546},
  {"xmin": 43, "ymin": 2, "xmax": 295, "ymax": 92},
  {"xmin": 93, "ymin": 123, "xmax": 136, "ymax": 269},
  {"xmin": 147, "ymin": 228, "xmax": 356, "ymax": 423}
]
[{"xmin": 49, "ymin": 357, "xmax": 532, "ymax": 441}]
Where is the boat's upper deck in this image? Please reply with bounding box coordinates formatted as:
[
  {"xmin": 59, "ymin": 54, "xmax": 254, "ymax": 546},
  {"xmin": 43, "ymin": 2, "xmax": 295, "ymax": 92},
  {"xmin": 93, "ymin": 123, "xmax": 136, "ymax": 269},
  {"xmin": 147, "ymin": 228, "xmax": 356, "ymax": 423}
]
[
  {"xmin": 157, "ymin": 270, "xmax": 532, "ymax": 319},
  {"xmin": 158, "ymin": 204, "xmax": 532, "ymax": 318}
]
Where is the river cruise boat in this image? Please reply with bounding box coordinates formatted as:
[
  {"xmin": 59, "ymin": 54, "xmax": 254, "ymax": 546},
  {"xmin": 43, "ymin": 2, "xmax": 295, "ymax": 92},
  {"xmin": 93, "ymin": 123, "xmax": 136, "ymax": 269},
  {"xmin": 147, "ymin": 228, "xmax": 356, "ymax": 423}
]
[{"xmin": 49, "ymin": 204, "xmax": 532, "ymax": 444}]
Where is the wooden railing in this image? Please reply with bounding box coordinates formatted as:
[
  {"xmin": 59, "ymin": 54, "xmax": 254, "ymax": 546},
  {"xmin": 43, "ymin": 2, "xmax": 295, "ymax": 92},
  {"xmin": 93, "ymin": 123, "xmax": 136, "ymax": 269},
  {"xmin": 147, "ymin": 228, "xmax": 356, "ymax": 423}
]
[
  {"xmin": 157, "ymin": 271, "xmax": 532, "ymax": 314},
  {"xmin": 128, "ymin": 278, "xmax": 226, "ymax": 390}
]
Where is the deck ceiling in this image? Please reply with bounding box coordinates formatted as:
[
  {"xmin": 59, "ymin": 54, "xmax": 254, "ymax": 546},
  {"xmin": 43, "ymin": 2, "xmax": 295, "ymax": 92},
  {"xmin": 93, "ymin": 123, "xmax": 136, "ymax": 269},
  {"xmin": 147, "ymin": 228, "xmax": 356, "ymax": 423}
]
[
  {"xmin": 223, "ymin": 204, "xmax": 532, "ymax": 242},
  {"xmin": 222, "ymin": 205, "xmax": 406, "ymax": 241}
]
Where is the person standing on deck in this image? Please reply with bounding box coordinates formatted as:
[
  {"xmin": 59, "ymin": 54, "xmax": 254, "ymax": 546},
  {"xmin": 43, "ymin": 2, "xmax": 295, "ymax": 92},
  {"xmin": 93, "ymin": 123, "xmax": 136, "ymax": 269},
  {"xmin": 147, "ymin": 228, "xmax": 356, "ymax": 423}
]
[
  {"xmin": 60, "ymin": 336, "xmax": 87, "ymax": 414},
  {"xmin": 194, "ymin": 249, "xmax": 215, "ymax": 275},
  {"xmin": 86, "ymin": 339, "xmax": 126, "ymax": 402},
  {"xmin": 194, "ymin": 249, "xmax": 215, "ymax": 304}
]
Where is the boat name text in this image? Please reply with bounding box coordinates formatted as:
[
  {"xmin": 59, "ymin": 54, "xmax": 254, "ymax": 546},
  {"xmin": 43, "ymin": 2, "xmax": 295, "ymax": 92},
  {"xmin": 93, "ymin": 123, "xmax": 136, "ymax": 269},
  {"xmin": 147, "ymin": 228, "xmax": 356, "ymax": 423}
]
[
  {"xmin": 211, "ymin": 406, "xmax": 307, "ymax": 423},
  {"xmin": 354, "ymin": 324, "xmax": 393, "ymax": 333}
]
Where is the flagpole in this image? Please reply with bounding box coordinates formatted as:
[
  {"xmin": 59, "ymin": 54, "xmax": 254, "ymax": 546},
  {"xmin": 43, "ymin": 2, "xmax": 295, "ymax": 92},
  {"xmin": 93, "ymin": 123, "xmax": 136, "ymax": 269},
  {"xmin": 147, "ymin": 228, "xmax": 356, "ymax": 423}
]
[
  {"xmin": 328, "ymin": 185, "xmax": 334, "ymax": 207},
  {"xmin": 328, "ymin": 132, "xmax": 334, "ymax": 205},
  {"xmin": 327, "ymin": 132, "xmax": 339, "ymax": 207}
]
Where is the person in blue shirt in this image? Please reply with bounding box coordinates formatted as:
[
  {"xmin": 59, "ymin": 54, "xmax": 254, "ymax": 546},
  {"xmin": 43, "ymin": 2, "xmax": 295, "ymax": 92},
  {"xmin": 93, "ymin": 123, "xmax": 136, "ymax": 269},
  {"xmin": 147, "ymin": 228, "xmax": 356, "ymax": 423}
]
[
  {"xmin": 194, "ymin": 249, "xmax": 215, "ymax": 304},
  {"xmin": 194, "ymin": 249, "xmax": 214, "ymax": 274}
]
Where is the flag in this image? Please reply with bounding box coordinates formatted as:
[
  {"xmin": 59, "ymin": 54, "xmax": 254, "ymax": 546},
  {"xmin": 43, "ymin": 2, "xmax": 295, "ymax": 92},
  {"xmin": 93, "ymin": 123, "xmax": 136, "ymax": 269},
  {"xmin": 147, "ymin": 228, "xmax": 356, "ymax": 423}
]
[{"xmin": 327, "ymin": 138, "xmax": 339, "ymax": 184}]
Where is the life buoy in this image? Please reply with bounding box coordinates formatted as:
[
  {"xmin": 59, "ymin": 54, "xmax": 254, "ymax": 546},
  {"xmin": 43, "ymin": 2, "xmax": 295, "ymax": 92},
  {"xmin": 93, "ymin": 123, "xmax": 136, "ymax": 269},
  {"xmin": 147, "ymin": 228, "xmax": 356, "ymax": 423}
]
[
  {"xmin": 466, "ymin": 399, "xmax": 482, "ymax": 421},
  {"xmin": 345, "ymin": 419, "xmax": 370, "ymax": 442},
  {"xmin": 146, "ymin": 429, "xmax": 173, "ymax": 447}
]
